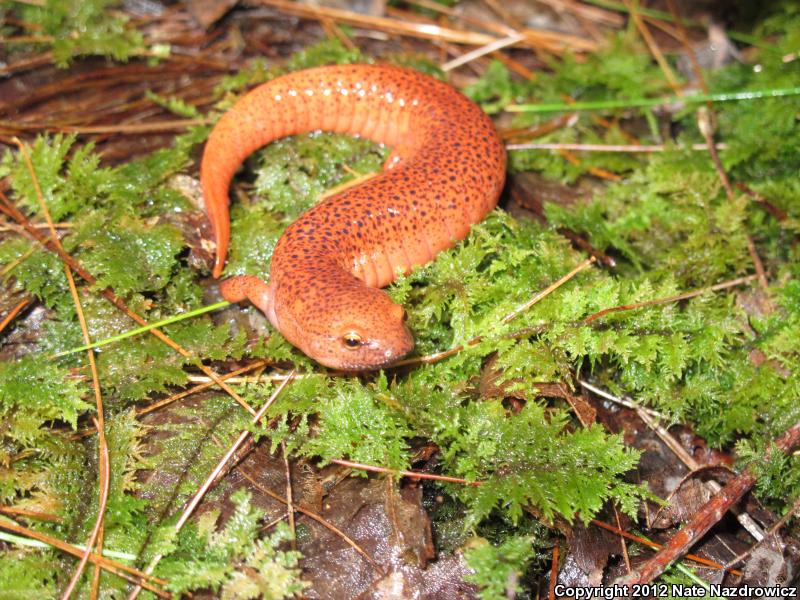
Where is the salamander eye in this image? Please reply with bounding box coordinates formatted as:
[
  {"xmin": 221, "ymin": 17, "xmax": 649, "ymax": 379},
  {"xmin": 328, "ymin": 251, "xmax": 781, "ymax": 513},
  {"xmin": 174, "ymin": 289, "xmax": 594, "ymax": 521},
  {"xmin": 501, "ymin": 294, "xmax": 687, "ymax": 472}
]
[
  {"xmin": 342, "ymin": 332, "xmax": 362, "ymax": 349},
  {"xmin": 402, "ymin": 310, "xmax": 409, "ymax": 322}
]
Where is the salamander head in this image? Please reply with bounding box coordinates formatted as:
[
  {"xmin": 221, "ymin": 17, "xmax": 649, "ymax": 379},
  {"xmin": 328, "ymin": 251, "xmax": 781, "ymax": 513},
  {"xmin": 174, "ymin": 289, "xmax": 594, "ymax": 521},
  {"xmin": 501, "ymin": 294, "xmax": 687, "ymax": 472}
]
[{"xmin": 292, "ymin": 287, "xmax": 414, "ymax": 371}]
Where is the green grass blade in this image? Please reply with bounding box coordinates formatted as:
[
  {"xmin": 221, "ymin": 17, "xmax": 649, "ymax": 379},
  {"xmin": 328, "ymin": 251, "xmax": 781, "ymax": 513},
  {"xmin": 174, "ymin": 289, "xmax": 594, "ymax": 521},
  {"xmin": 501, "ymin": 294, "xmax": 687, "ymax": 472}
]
[
  {"xmin": 52, "ymin": 300, "xmax": 232, "ymax": 358},
  {"xmin": 505, "ymin": 86, "xmax": 800, "ymax": 113}
]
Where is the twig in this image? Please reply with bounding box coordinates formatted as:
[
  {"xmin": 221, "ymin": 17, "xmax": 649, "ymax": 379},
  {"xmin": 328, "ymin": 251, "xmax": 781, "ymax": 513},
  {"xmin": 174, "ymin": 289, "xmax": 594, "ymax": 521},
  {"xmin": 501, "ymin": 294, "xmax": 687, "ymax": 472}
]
[
  {"xmin": 619, "ymin": 420, "xmax": 800, "ymax": 585},
  {"xmin": 579, "ymin": 381, "xmax": 766, "ymax": 541},
  {"xmin": 441, "ymin": 32, "xmax": 526, "ymax": 72},
  {"xmin": 583, "ymin": 274, "xmax": 757, "ymax": 324},
  {"xmin": 735, "ymin": 183, "xmax": 788, "ymax": 222},
  {"xmin": 724, "ymin": 495, "xmax": 800, "ymax": 570},
  {"xmin": 590, "ymin": 519, "xmax": 742, "ymax": 576},
  {"xmin": 128, "ymin": 373, "xmax": 295, "ymax": 600}
]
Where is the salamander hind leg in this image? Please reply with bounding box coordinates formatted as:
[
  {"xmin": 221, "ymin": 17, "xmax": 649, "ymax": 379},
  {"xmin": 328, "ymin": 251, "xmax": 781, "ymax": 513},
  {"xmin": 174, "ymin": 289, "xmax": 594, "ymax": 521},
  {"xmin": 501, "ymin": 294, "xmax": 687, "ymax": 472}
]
[{"xmin": 219, "ymin": 275, "xmax": 272, "ymax": 315}]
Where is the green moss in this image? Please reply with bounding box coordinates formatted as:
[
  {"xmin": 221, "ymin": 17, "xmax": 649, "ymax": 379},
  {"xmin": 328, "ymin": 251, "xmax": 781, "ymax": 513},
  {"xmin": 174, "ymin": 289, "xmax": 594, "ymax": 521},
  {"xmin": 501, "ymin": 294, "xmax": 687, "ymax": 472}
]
[
  {"xmin": 8, "ymin": 0, "xmax": 145, "ymax": 67},
  {"xmin": 464, "ymin": 536, "xmax": 536, "ymax": 600}
]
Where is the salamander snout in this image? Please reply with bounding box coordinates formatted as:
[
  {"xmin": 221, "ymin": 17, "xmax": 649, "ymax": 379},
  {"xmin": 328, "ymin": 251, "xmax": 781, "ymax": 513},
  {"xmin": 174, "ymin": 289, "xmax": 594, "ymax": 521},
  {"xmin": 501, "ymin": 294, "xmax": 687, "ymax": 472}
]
[{"xmin": 305, "ymin": 288, "xmax": 414, "ymax": 371}]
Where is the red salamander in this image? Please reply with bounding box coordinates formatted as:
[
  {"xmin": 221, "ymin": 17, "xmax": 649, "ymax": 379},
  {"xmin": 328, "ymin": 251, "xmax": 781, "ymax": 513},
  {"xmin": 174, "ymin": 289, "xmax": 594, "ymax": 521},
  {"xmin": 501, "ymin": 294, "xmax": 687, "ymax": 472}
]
[{"xmin": 201, "ymin": 64, "xmax": 506, "ymax": 370}]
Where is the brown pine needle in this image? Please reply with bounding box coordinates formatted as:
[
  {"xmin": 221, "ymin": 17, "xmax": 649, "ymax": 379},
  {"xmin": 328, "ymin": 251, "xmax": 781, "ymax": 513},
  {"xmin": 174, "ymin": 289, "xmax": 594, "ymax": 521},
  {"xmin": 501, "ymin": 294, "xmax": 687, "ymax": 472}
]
[
  {"xmin": 502, "ymin": 256, "xmax": 596, "ymax": 323},
  {"xmin": 281, "ymin": 441, "xmax": 296, "ymax": 548},
  {"xmin": 0, "ymin": 220, "xmax": 72, "ymax": 231},
  {"xmin": 0, "ymin": 118, "xmax": 210, "ymax": 135},
  {"xmin": 14, "ymin": 137, "xmax": 113, "ymax": 600},
  {"xmin": 0, "ymin": 506, "xmax": 59, "ymax": 522},
  {"xmin": 583, "ymin": 274, "xmax": 757, "ymax": 324},
  {"xmin": 441, "ymin": 32, "xmax": 526, "ymax": 72},
  {"xmin": 624, "ymin": 0, "xmax": 681, "ymax": 92},
  {"xmin": 255, "ymin": 0, "xmax": 594, "ymax": 53},
  {"xmin": 396, "ymin": 257, "xmax": 595, "ymax": 367},
  {"xmin": 329, "ymin": 458, "xmax": 479, "ymax": 486},
  {"xmin": 61, "ymin": 417, "xmax": 110, "ymax": 600},
  {"xmin": 0, "ymin": 297, "xmax": 31, "ymax": 335},
  {"xmin": 0, "ymin": 518, "xmax": 170, "ymax": 597},
  {"xmin": 138, "ymin": 359, "xmax": 274, "ymax": 417}
]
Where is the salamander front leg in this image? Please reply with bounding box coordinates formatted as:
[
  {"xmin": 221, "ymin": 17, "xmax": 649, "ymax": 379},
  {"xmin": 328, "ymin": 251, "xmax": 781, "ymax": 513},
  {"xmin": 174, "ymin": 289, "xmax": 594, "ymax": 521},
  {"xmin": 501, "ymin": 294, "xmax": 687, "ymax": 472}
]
[{"xmin": 219, "ymin": 275, "xmax": 272, "ymax": 317}]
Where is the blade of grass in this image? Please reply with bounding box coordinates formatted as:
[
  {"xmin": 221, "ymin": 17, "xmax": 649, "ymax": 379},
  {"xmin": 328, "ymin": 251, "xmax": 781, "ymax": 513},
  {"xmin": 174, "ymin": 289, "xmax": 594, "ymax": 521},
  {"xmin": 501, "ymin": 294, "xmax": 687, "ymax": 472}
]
[
  {"xmin": 505, "ymin": 86, "xmax": 800, "ymax": 113},
  {"xmin": 51, "ymin": 300, "xmax": 231, "ymax": 358}
]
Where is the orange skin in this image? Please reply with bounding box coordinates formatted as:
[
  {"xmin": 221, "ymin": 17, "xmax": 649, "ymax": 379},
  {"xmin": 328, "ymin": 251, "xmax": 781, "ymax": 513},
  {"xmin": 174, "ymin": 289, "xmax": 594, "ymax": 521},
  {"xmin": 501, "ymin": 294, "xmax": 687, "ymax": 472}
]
[{"xmin": 201, "ymin": 64, "xmax": 506, "ymax": 370}]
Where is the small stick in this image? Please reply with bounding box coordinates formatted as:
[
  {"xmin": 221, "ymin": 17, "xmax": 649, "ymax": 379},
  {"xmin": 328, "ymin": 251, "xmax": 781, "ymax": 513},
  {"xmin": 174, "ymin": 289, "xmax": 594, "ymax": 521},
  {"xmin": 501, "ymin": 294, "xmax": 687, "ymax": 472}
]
[
  {"xmin": 579, "ymin": 381, "xmax": 766, "ymax": 541},
  {"xmin": 590, "ymin": 519, "xmax": 741, "ymax": 576},
  {"xmin": 735, "ymin": 183, "xmax": 788, "ymax": 222},
  {"xmin": 724, "ymin": 496, "xmax": 800, "ymax": 570},
  {"xmin": 442, "ymin": 32, "xmax": 526, "ymax": 72},
  {"xmin": 620, "ymin": 420, "xmax": 800, "ymax": 585}
]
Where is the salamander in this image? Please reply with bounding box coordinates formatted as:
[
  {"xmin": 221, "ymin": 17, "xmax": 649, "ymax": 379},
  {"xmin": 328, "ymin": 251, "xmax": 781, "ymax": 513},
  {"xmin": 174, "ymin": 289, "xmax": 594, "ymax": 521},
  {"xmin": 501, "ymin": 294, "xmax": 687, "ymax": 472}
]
[{"xmin": 201, "ymin": 64, "xmax": 506, "ymax": 369}]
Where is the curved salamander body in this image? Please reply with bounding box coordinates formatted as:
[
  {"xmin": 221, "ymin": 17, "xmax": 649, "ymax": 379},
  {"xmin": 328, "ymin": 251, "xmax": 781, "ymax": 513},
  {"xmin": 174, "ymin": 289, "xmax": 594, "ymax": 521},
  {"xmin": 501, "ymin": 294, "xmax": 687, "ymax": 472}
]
[{"xmin": 201, "ymin": 64, "xmax": 506, "ymax": 370}]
